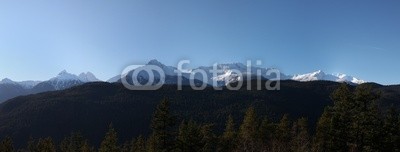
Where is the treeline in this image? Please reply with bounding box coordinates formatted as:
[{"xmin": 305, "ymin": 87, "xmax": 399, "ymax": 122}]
[{"xmin": 1, "ymin": 84, "xmax": 400, "ymax": 152}]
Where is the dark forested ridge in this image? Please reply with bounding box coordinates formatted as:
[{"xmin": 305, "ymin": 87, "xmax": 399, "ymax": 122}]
[{"xmin": 0, "ymin": 80, "xmax": 399, "ymax": 151}]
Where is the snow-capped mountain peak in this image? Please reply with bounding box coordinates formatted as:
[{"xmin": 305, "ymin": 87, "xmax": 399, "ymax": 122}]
[
  {"xmin": 47, "ymin": 70, "xmax": 101, "ymax": 90},
  {"xmin": 79, "ymin": 72, "xmax": 100, "ymax": 82},
  {"xmin": 292, "ymin": 70, "xmax": 330, "ymax": 81},
  {"xmin": 112, "ymin": 60, "xmax": 366, "ymax": 85},
  {"xmin": 292, "ymin": 70, "xmax": 365, "ymax": 84},
  {"xmin": 312, "ymin": 70, "xmax": 323, "ymax": 75},
  {"xmin": 52, "ymin": 70, "xmax": 81, "ymax": 81},
  {"xmin": 0, "ymin": 78, "xmax": 16, "ymax": 84},
  {"xmin": 143, "ymin": 59, "xmax": 177, "ymax": 76},
  {"xmin": 190, "ymin": 62, "xmax": 287, "ymax": 86},
  {"xmin": 50, "ymin": 70, "xmax": 102, "ymax": 82},
  {"xmin": 335, "ymin": 73, "xmax": 365, "ymax": 84},
  {"xmin": 306, "ymin": 70, "xmax": 324, "ymax": 77}
]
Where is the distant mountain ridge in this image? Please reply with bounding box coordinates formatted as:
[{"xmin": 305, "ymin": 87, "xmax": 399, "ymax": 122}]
[
  {"xmin": 0, "ymin": 78, "xmax": 41, "ymax": 89},
  {"xmin": 0, "ymin": 60, "xmax": 368, "ymax": 87},
  {"xmin": 111, "ymin": 59, "xmax": 366, "ymax": 86},
  {"xmin": 0, "ymin": 70, "xmax": 101, "ymax": 102},
  {"xmin": 1, "ymin": 59, "xmax": 366, "ymax": 103}
]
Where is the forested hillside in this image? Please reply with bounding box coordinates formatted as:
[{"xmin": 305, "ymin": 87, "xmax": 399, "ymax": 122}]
[{"xmin": 0, "ymin": 81, "xmax": 399, "ymax": 151}]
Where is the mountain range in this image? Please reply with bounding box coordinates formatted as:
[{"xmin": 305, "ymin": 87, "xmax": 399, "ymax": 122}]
[
  {"xmin": 107, "ymin": 59, "xmax": 365, "ymax": 85},
  {"xmin": 0, "ymin": 71, "xmax": 100, "ymax": 102},
  {"xmin": 0, "ymin": 60, "xmax": 398, "ymax": 148},
  {"xmin": 0, "ymin": 59, "xmax": 366, "ymax": 103}
]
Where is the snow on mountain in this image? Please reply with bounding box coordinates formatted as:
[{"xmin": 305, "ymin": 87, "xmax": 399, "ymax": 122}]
[
  {"xmin": 50, "ymin": 70, "xmax": 81, "ymax": 81},
  {"xmin": 335, "ymin": 73, "xmax": 365, "ymax": 84},
  {"xmin": 121, "ymin": 59, "xmax": 178, "ymax": 79},
  {"xmin": 146, "ymin": 59, "xmax": 177, "ymax": 76},
  {"xmin": 0, "ymin": 71, "xmax": 101, "ymax": 102},
  {"xmin": 117, "ymin": 59, "xmax": 181, "ymax": 85},
  {"xmin": 43, "ymin": 70, "xmax": 102, "ymax": 90},
  {"xmin": 46, "ymin": 70, "xmax": 84, "ymax": 90},
  {"xmin": 0, "ymin": 78, "xmax": 17, "ymax": 84},
  {"xmin": 17, "ymin": 81, "xmax": 42, "ymax": 89},
  {"xmin": 291, "ymin": 70, "xmax": 365, "ymax": 84},
  {"xmin": 0, "ymin": 78, "xmax": 41, "ymax": 89},
  {"xmin": 110, "ymin": 60, "xmax": 365, "ymax": 86},
  {"xmin": 292, "ymin": 70, "xmax": 334, "ymax": 81},
  {"xmin": 1, "ymin": 70, "xmax": 101, "ymax": 91},
  {"xmin": 142, "ymin": 60, "xmax": 240, "ymax": 85},
  {"xmin": 79, "ymin": 72, "xmax": 101, "ymax": 82},
  {"xmin": 191, "ymin": 63, "xmax": 249, "ymax": 86},
  {"xmin": 50, "ymin": 70, "xmax": 100, "ymax": 82},
  {"xmin": 184, "ymin": 63, "xmax": 289, "ymax": 86}
]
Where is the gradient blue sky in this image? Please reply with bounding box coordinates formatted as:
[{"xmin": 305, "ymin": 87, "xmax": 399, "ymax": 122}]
[{"xmin": 0, "ymin": 0, "xmax": 399, "ymax": 84}]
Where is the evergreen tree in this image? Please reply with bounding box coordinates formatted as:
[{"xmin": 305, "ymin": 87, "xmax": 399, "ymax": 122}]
[
  {"xmin": 258, "ymin": 116, "xmax": 275, "ymax": 151},
  {"xmin": 176, "ymin": 120, "xmax": 202, "ymax": 152},
  {"xmin": 329, "ymin": 84, "xmax": 355, "ymax": 151},
  {"xmin": 313, "ymin": 107, "xmax": 333, "ymax": 152},
  {"xmin": 314, "ymin": 84, "xmax": 382, "ymax": 151},
  {"xmin": 199, "ymin": 123, "xmax": 216, "ymax": 152},
  {"xmin": 146, "ymin": 135, "xmax": 157, "ymax": 152},
  {"xmin": 80, "ymin": 141, "xmax": 95, "ymax": 152},
  {"xmin": 148, "ymin": 98, "xmax": 176, "ymax": 152},
  {"xmin": 238, "ymin": 106, "xmax": 259, "ymax": 151},
  {"xmin": 27, "ymin": 137, "xmax": 36, "ymax": 152},
  {"xmin": 351, "ymin": 85, "xmax": 381, "ymax": 151},
  {"xmin": 175, "ymin": 120, "xmax": 216, "ymax": 152},
  {"xmin": 36, "ymin": 137, "xmax": 56, "ymax": 152},
  {"xmin": 121, "ymin": 141, "xmax": 132, "ymax": 152},
  {"xmin": 60, "ymin": 131, "xmax": 85, "ymax": 152},
  {"xmin": 99, "ymin": 124, "xmax": 119, "ymax": 152},
  {"xmin": 0, "ymin": 136, "xmax": 14, "ymax": 152},
  {"xmin": 218, "ymin": 115, "xmax": 237, "ymax": 152},
  {"xmin": 131, "ymin": 135, "xmax": 146, "ymax": 152},
  {"xmin": 291, "ymin": 117, "xmax": 310, "ymax": 152},
  {"xmin": 272, "ymin": 114, "xmax": 291, "ymax": 152},
  {"xmin": 382, "ymin": 106, "xmax": 399, "ymax": 151}
]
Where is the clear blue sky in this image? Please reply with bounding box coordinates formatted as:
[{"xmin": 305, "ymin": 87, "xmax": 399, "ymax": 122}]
[{"xmin": 0, "ymin": 0, "xmax": 399, "ymax": 84}]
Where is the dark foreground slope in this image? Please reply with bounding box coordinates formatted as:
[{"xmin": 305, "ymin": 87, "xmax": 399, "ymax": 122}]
[{"xmin": 0, "ymin": 80, "xmax": 398, "ymax": 147}]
